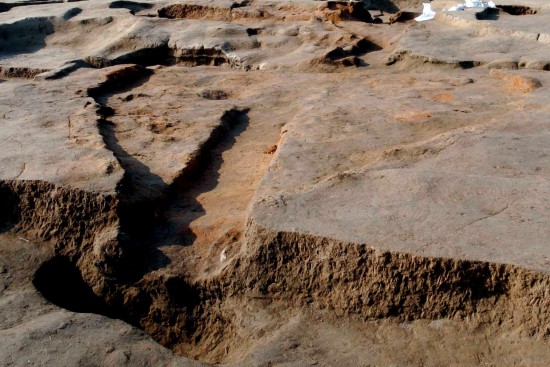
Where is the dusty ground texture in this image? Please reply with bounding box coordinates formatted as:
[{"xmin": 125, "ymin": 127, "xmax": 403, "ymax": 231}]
[{"xmin": 2, "ymin": 0, "xmax": 550, "ymax": 366}]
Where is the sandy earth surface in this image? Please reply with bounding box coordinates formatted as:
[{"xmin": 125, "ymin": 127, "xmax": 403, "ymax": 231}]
[{"xmin": 2, "ymin": 0, "xmax": 550, "ymax": 366}]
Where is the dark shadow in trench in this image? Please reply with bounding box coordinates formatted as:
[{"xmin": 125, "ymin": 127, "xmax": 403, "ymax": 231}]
[
  {"xmin": 0, "ymin": 183, "xmax": 18, "ymax": 234},
  {"xmin": 92, "ymin": 71, "xmax": 250, "ymax": 272},
  {"xmin": 92, "ymin": 71, "xmax": 173, "ymax": 272},
  {"xmin": 109, "ymin": 0, "xmax": 153, "ymax": 14},
  {"xmin": 0, "ymin": 18, "xmax": 53, "ymax": 58},
  {"xmin": 33, "ymin": 256, "xmax": 116, "ymax": 316}
]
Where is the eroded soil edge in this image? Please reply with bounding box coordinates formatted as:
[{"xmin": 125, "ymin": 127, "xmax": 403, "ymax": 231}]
[{"xmin": 3, "ymin": 176, "xmax": 550, "ymax": 363}]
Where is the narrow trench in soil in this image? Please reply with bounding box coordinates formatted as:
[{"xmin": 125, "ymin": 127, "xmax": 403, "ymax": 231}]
[{"xmin": 32, "ymin": 65, "xmax": 284, "ymax": 360}]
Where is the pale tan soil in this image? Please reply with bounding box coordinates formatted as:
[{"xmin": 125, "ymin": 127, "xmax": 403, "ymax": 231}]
[{"xmin": 2, "ymin": 0, "xmax": 550, "ymax": 366}]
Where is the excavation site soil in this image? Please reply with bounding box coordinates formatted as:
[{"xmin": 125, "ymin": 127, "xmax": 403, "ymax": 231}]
[{"xmin": 2, "ymin": 0, "xmax": 550, "ymax": 365}]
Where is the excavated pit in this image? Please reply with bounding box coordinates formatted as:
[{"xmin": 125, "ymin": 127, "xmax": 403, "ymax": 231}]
[
  {"xmin": 497, "ymin": 5, "xmax": 539, "ymax": 15},
  {"xmin": 0, "ymin": 74, "xmax": 550, "ymax": 363},
  {"xmin": 475, "ymin": 7, "xmax": 500, "ymax": 21},
  {"xmin": 24, "ymin": 66, "xmax": 550, "ymax": 363},
  {"xmin": 325, "ymin": 1, "xmax": 373, "ymax": 22},
  {"xmin": 108, "ymin": 0, "xmax": 153, "ymax": 14},
  {"xmin": 318, "ymin": 37, "xmax": 383, "ymax": 67},
  {"xmin": 2, "ymin": 3, "xmax": 550, "ymax": 363},
  {"xmin": 157, "ymin": 4, "xmax": 236, "ymax": 21},
  {"xmin": 157, "ymin": 1, "xmax": 374, "ymax": 23},
  {"xmin": 387, "ymin": 50, "xmax": 485, "ymax": 70},
  {"xmin": 15, "ymin": 180, "xmax": 550, "ymax": 362},
  {"xmin": 3, "ymin": 63, "xmax": 548, "ymax": 364},
  {"xmin": 33, "ymin": 256, "xmax": 114, "ymax": 315},
  {"xmin": 86, "ymin": 46, "xmax": 236, "ymax": 70}
]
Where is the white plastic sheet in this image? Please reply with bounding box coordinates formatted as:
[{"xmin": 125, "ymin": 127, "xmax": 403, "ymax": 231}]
[
  {"xmin": 415, "ymin": 3, "xmax": 436, "ymax": 22},
  {"xmin": 448, "ymin": 1, "xmax": 496, "ymax": 11}
]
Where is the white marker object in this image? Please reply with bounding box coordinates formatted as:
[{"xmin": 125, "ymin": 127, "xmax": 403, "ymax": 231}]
[
  {"xmin": 220, "ymin": 247, "xmax": 228, "ymax": 262},
  {"xmin": 415, "ymin": 3, "xmax": 436, "ymax": 22}
]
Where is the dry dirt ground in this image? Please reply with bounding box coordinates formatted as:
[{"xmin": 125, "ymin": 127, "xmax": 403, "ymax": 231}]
[{"xmin": 1, "ymin": 0, "xmax": 550, "ymax": 366}]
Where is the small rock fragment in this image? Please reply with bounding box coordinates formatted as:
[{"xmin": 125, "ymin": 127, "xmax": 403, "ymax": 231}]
[{"xmin": 264, "ymin": 145, "xmax": 277, "ymax": 154}]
